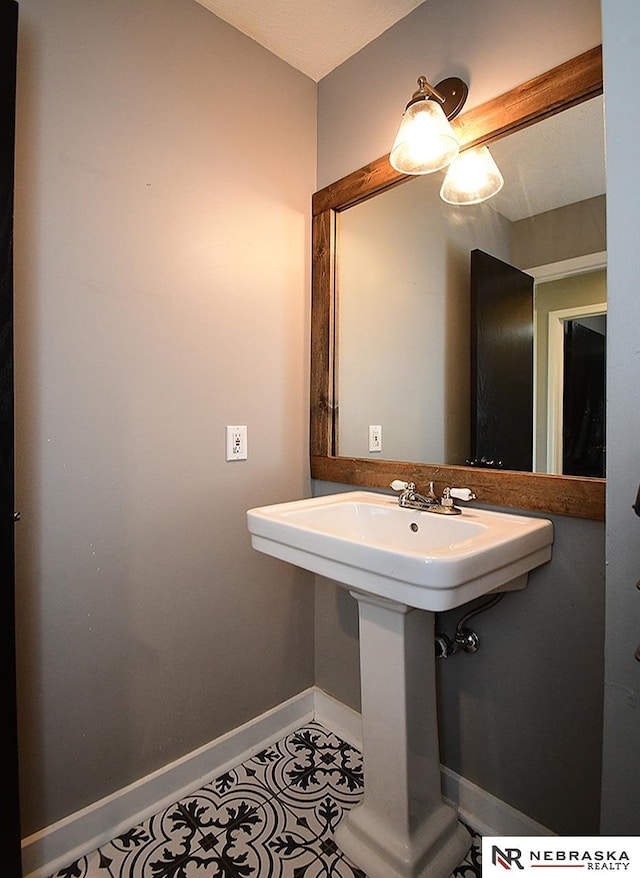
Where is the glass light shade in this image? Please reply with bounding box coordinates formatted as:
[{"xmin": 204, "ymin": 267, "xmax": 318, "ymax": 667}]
[
  {"xmin": 389, "ymin": 99, "xmax": 460, "ymax": 174},
  {"xmin": 440, "ymin": 146, "xmax": 504, "ymax": 205}
]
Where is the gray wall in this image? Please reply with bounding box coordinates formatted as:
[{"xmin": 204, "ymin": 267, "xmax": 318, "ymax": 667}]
[
  {"xmin": 436, "ymin": 517, "xmax": 604, "ymax": 835},
  {"xmin": 600, "ymin": 0, "xmax": 640, "ymax": 835},
  {"xmin": 315, "ymin": 0, "xmax": 604, "ymax": 835},
  {"xmin": 14, "ymin": 0, "xmax": 316, "ymax": 834}
]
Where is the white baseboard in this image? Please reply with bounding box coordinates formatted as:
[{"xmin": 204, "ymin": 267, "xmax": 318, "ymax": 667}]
[
  {"xmin": 22, "ymin": 688, "xmax": 316, "ymax": 878},
  {"xmin": 22, "ymin": 688, "xmax": 553, "ymax": 878},
  {"xmin": 440, "ymin": 766, "xmax": 554, "ymax": 838},
  {"xmin": 312, "ymin": 689, "xmax": 362, "ymax": 748}
]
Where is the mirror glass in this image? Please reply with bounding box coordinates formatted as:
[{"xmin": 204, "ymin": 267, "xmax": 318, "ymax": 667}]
[{"xmin": 335, "ymin": 95, "xmax": 606, "ymax": 477}]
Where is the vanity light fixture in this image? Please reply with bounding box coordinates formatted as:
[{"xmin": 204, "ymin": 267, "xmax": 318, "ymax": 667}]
[
  {"xmin": 440, "ymin": 145, "xmax": 504, "ymax": 205},
  {"xmin": 389, "ymin": 75, "xmax": 468, "ymax": 175}
]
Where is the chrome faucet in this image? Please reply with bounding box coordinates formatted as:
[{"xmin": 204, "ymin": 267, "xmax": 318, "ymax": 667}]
[{"xmin": 390, "ymin": 480, "xmax": 476, "ymax": 515}]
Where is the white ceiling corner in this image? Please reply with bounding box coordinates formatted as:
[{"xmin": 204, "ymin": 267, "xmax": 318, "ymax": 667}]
[{"xmin": 194, "ymin": 0, "xmax": 429, "ymax": 81}]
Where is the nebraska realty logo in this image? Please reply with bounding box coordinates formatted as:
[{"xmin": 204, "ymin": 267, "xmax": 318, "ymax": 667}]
[{"xmin": 481, "ymin": 837, "xmax": 639, "ymax": 874}]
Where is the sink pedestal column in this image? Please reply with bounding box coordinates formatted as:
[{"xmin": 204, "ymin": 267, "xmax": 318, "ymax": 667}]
[{"xmin": 335, "ymin": 592, "xmax": 471, "ymax": 878}]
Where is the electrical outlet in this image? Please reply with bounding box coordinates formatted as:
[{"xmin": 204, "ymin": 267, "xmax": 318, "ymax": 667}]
[
  {"xmin": 226, "ymin": 425, "xmax": 248, "ymax": 461},
  {"xmin": 368, "ymin": 425, "xmax": 382, "ymax": 452}
]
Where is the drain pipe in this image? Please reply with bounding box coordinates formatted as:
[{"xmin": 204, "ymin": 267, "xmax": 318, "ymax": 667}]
[{"xmin": 435, "ymin": 593, "xmax": 504, "ymax": 658}]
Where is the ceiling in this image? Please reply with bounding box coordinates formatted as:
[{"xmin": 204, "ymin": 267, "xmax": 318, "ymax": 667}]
[
  {"xmin": 490, "ymin": 94, "xmax": 605, "ymax": 221},
  {"xmin": 194, "ymin": 0, "xmax": 429, "ymax": 81}
]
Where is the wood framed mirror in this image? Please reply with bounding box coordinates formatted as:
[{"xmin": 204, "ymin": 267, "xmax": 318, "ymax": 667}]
[{"xmin": 311, "ymin": 46, "xmax": 605, "ymax": 520}]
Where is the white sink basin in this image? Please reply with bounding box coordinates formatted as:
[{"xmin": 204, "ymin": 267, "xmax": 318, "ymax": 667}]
[{"xmin": 247, "ymin": 490, "xmax": 553, "ymax": 611}]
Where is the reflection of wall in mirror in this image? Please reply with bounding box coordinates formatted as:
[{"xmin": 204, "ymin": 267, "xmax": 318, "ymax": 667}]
[
  {"xmin": 337, "ymin": 172, "xmax": 511, "ymax": 463},
  {"xmin": 512, "ymin": 194, "xmax": 606, "ymax": 269}
]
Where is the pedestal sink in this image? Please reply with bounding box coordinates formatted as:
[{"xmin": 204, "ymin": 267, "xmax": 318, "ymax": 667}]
[{"xmin": 247, "ymin": 491, "xmax": 553, "ymax": 878}]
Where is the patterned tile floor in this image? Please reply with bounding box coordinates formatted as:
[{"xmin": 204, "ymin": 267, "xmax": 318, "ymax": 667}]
[{"xmin": 49, "ymin": 721, "xmax": 481, "ymax": 878}]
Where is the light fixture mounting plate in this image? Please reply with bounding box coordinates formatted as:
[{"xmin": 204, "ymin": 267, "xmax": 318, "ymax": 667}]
[{"xmin": 431, "ymin": 77, "xmax": 468, "ymax": 120}]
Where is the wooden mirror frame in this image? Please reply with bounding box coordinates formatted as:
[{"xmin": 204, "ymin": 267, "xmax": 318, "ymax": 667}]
[{"xmin": 311, "ymin": 46, "xmax": 605, "ymax": 521}]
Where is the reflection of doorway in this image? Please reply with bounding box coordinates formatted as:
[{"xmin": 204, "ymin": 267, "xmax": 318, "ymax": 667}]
[
  {"xmin": 547, "ymin": 304, "xmax": 606, "ymax": 476},
  {"xmin": 563, "ymin": 316, "xmax": 606, "ymax": 477},
  {"xmin": 530, "ymin": 253, "xmax": 606, "ymax": 474}
]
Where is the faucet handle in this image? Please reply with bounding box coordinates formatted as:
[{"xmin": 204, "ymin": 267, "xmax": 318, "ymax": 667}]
[
  {"xmin": 449, "ymin": 488, "xmax": 476, "ymax": 502},
  {"xmin": 390, "ymin": 480, "xmax": 412, "ymax": 492}
]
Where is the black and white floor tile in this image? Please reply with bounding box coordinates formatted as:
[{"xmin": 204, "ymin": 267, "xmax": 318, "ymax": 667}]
[{"xmin": 49, "ymin": 722, "xmax": 482, "ymax": 878}]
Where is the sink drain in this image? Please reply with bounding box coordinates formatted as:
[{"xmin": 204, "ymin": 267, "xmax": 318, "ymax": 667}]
[{"xmin": 410, "ymin": 522, "xmax": 419, "ymax": 532}]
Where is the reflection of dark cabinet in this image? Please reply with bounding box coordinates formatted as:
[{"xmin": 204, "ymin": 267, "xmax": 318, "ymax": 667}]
[
  {"xmin": 1, "ymin": 1, "xmax": 21, "ymax": 873},
  {"xmin": 470, "ymin": 249, "xmax": 534, "ymax": 472}
]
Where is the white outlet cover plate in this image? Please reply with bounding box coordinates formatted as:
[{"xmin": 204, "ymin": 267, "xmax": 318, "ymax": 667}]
[
  {"xmin": 226, "ymin": 425, "xmax": 248, "ymax": 460},
  {"xmin": 368, "ymin": 425, "xmax": 382, "ymax": 452}
]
